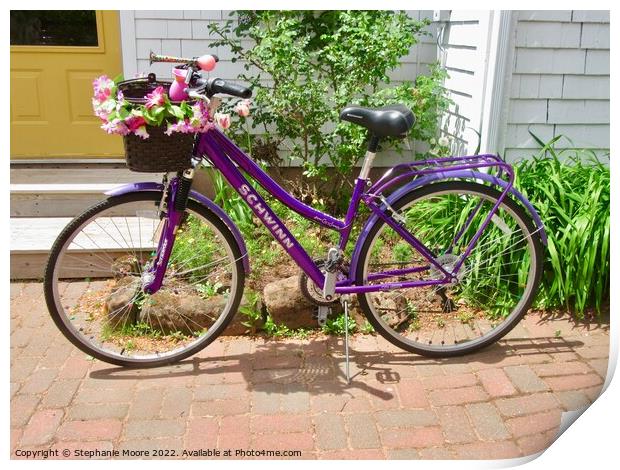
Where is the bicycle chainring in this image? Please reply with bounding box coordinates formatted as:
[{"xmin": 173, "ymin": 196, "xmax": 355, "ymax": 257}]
[{"xmin": 299, "ymin": 260, "xmax": 344, "ymax": 306}]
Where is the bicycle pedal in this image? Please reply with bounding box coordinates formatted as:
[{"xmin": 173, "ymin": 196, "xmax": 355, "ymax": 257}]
[{"xmin": 316, "ymin": 305, "xmax": 330, "ymax": 327}]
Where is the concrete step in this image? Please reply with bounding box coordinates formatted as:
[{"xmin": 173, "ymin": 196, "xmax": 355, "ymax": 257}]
[
  {"xmin": 11, "ymin": 217, "xmax": 157, "ymax": 280},
  {"xmin": 10, "ymin": 167, "xmax": 162, "ymax": 217},
  {"xmin": 9, "ymin": 167, "xmax": 218, "ymax": 217},
  {"xmin": 11, "ymin": 184, "xmax": 121, "ymax": 217},
  {"xmin": 10, "ymin": 167, "xmax": 156, "ymax": 185},
  {"xmin": 10, "ymin": 163, "xmax": 216, "ymax": 279}
]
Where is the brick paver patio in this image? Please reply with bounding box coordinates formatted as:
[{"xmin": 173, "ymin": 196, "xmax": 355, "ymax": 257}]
[{"xmin": 10, "ymin": 282, "xmax": 610, "ymax": 460}]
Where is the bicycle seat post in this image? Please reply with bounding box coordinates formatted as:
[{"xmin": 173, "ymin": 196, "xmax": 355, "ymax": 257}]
[{"xmin": 358, "ymin": 134, "xmax": 380, "ymax": 181}]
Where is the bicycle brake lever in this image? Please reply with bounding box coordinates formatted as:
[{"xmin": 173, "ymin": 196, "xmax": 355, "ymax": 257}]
[{"xmin": 187, "ymin": 90, "xmax": 210, "ymax": 102}]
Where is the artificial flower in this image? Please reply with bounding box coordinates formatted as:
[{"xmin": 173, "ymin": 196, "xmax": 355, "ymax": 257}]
[
  {"xmin": 134, "ymin": 126, "xmax": 150, "ymax": 140},
  {"xmin": 190, "ymin": 102, "xmax": 210, "ymax": 128},
  {"xmin": 92, "ymin": 75, "xmax": 239, "ymax": 139},
  {"xmin": 101, "ymin": 119, "xmax": 129, "ymax": 136},
  {"xmin": 165, "ymin": 119, "xmax": 193, "ymax": 135},
  {"xmin": 92, "ymin": 75, "xmax": 114, "ymax": 103},
  {"xmin": 145, "ymin": 86, "xmax": 166, "ymax": 109},
  {"xmin": 125, "ymin": 115, "xmax": 147, "ymax": 132}
]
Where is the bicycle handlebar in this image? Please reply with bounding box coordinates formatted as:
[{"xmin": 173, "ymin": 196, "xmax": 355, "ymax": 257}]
[
  {"xmin": 207, "ymin": 78, "xmax": 252, "ymax": 99},
  {"xmin": 150, "ymin": 51, "xmax": 251, "ymax": 99},
  {"xmin": 192, "ymin": 77, "xmax": 252, "ymax": 99},
  {"xmin": 149, "ymin": 51, "xmax": 219, "ymax": 72}
]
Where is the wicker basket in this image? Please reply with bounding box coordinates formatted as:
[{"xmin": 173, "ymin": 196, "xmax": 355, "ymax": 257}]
[
  {"xmin": 118, "ymin": 76, "xmax": 195, "ymax": 173},
  {"xmin": 123, "ymin": 126, "xmax": 195, "ymax": 173}
]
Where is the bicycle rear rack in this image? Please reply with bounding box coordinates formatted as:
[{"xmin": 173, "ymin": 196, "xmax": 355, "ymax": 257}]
[{"xmin": 368, "ymin": 154, "xmax": 514, "ymax": 197}]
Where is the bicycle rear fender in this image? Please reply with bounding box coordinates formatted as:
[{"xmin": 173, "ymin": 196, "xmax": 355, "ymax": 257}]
[
  {"xmin": 349, "ymin": 170, "xmax": 547, "ymax": 282},
  {"xmin": 105, "ymin": 182, "xmax": 250, "ymax": 274}
]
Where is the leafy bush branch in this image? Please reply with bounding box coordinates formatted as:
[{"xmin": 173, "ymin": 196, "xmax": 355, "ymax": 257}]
[{"xmin": 208, "ymin": 10, "xmax": 450, "ymax": 203}]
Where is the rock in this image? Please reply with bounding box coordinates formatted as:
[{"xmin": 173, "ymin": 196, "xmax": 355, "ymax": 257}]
[
  {"xmin": 105, "ymin": 276, "xmax": 140, "ymax": 328},
  {"xmin": 111, "ymin": 255, "xmax": 141, "ymax": 279},
  {"xmin": 136, "ymin": 288, "xmax": 263, "ymax": 336},
  {"xmin": 347, "ymin": 295, "xmax": 368, "ymax": 327},
  {"xmin": 139, "ymin": 290, "xmax": 228, "ymax": 335},
  {"xmin": 263, "ymin": 275, "xmax": 317, "ymax": 329}
]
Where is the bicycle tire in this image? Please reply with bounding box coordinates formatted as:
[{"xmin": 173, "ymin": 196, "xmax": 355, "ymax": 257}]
[
  {"xmin": 43, "ymin": 191, "xmax": 246, "ymax": 367},
  {"xmin": 355, "ymin": 181, "xmax": 544, "ymax": 357}
]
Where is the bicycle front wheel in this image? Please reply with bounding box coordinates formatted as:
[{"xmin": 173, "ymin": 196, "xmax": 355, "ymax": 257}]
[
  {"xmin": 356, "ymin": 181, "xmax": 544, "ymax": 357},
  {"xmin": 44, "ymin": 191, "xmax": 245, "ymax": 367}
]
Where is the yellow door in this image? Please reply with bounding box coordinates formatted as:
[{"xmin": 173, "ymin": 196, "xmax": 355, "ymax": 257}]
[{"xmin": 10, "ymin": 10, "xmax": 123, "ymax": 159}]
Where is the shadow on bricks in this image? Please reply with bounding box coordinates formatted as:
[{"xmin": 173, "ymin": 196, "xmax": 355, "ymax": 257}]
[{"xmin": 86, "ymin": 334, "xmax": 586, "ymax": 401}]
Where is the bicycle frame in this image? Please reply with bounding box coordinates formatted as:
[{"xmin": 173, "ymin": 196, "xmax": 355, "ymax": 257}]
[{"xmin": 171, "ymin": 127, "xmax": 518, "ymax": 296}]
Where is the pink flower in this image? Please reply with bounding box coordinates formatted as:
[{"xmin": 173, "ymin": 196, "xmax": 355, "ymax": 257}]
[
  {"xmin": 93, "ymin": 75, "xmax": 114, "ymax": 93},
  {"xmin": 101, "ymin": 119, "xmax": 129, "ymax": 136},
  {"xmin": 165, "ymin": 119, "xmax": 192, "ymax": 135},
  {"xmin": 134, "ymin": 126, "xmax": 150, "ymax": 140},
  {"xmin": 93, "ymin": 75, "xmax": 114, "ymax": 103},
  {"xmin": 92, "ymin": 98, "xmax": 116, "ymax": 120},
  {"xmin": 191, "ymin": 103, "xmax": 207, "ymax": 122},
  {"xmin": 92, "ymin": 98, "xmax": 108, "ymax": 119},
  {"xmin": 234, "ymin": 99, "xmax": 251, "ymax": 117},
  {"xmin": 199, "ymin": 121, "xmax": 215, "ymax": 132},
  {"xmin": 95, "ymin": 89, "xmax": 111, "ymax": 102},
  {"xmin": 214, "ymin": 112, "xmax": 231, "ymax": 130},
  {"xmin": 125, "ymin": 115, "xmax": 146, "ymax": 132},
  {"xmin": 145, "ymin": 86, "xmax": 166, "ymax": 109}
]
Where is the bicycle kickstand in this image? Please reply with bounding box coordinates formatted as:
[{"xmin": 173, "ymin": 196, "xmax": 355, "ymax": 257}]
[{"xmin": 341, "ymin": 294, "xmax": 351, "ymax": 384}]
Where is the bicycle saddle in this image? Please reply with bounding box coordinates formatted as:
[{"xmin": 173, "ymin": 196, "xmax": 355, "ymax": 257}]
[{"xmin": 339, "ymin": 104, "xmax": 415, "ymax": 138}]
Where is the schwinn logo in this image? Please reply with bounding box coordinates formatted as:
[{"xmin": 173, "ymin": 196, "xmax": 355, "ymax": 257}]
[{"xmin": 239, "ymin": 184, "xmax": 294, "ymax": 250}]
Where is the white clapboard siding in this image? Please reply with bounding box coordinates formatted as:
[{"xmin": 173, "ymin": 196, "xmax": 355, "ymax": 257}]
[
  {"xmin": 121, "ymin": 10, "xmax": 438, "ymax": 168},
  {"xmin": 503, "ymin": 10, "xmax": 610, "ymax": 162}
]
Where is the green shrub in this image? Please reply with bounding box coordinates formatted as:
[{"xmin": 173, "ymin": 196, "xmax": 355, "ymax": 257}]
[
  {"xmin": 208, "ymin": 11, "xmax": 450, "ymax": 203},
  {"xmin": 512, "ymin": 137, "xmax": 609, "ymax": 316}
]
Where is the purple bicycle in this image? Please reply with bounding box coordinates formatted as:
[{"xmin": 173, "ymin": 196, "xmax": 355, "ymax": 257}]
[{"xmin": 44, "ymin": 53, "xmax": 546, "ymax": 368}]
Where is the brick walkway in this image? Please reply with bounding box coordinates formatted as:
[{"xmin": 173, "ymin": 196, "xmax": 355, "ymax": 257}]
[{"xmin": 11, "ymin": 282, "xmax": 609, "ymax": 460}]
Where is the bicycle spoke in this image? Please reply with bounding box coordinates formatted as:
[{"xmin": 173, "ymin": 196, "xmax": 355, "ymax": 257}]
[
  {"xmin": 359, "ymin": 183, "xmax": 541, "ymax": 356},
  {"xmin": 48, "ymin": 195, "xmax": 241, "ymax": 364}
]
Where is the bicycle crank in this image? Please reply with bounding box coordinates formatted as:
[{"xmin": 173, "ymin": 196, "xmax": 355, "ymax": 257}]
[{"xmin": 299, "ymin": 259, "xmax": 343, "ymax": 306}]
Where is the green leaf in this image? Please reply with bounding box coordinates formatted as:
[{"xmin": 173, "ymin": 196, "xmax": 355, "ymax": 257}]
[
  {"xmin": 170, "ymin": 105, "xmax": 184, "ymax": 119},
  {"xmin": 117, "ymin": 107, "xmax": 130, "ymax": 120}
]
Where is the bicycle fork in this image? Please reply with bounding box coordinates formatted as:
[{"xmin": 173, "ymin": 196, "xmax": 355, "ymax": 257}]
[{"xmin": 142, "ymin": 169, "xmax": 194, "ymax": 294}]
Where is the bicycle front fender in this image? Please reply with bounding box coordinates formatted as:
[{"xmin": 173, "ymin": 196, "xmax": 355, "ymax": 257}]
[
  {"xmin": 349, "ymin": 170, "xmax": 547, "ymax": 282},
  {"xmin": 105, "ymin": 182, "xmax": 250, "ymax": 274}
]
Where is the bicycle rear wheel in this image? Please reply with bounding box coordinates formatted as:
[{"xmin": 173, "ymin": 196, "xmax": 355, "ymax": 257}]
[
  {"xmin": 356, "ymin": 181, "xmax": 544, "ymax": 357},
  {"xmin": 44, "ymin": 191, "xmax": 245, "ymax": 367}
]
